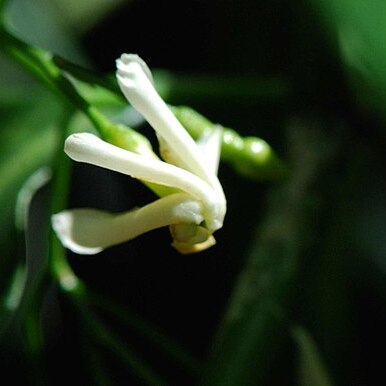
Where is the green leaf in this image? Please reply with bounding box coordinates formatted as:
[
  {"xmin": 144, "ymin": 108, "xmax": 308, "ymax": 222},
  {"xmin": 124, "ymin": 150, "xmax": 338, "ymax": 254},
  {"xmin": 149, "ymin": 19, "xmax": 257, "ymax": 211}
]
[
  {"xmin": 49, "ymin": 0, "xmax": 126, "ymax": 34},
  {"xmin": 6, "ymin": 0, "xmax": 85, "ymax": 61},
  {"xmin": 292, "ymin": 326, "xmax": 334, "ymax": 386},
  {"xmin": 0, "ymin": 88, "xmax": 61, "ymax": 290},
  {"xmin": 201, "ymin": 120, "xmax": 338, "ymax": 386},
  {"xmin": 310, "ymin": 0, "xmax": 386, "ymax": 125}
]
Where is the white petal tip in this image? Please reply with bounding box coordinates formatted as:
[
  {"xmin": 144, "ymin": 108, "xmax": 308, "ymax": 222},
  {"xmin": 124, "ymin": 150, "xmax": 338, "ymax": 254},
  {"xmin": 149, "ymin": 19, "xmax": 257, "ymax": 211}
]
[
  {"xmin": 64, "ymin": 132, "xmax": 102, "ymax": 162},
  {"xmin": 52, "ymin": 211, "xmax": 104, "ymax": 255},
  {"xmin": 116, "ymin": 53, "xmax": 153, "ymax": 84}
]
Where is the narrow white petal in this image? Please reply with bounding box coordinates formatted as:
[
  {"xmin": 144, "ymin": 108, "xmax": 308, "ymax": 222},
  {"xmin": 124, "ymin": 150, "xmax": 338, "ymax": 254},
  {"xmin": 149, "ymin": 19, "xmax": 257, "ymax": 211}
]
[
  {"xmin": 196, "ymin": 126, "xmax": 222, "ymax": 175},
  {"xmin": 64, "ymin": 133, "xmax": 222, "ymax": 227},
  {"xmin": 116, "ymin": 54, "xmax": 218, "ymax": 188},
  {"xmin": 52, "ymin": 193, "xmax": 204, "ymax": 255}
]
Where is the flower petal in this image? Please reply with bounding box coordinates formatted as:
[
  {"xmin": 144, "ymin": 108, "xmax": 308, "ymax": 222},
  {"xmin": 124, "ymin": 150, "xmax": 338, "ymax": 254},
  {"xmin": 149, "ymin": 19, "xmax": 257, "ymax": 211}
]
[
  {"xmin": 65, "ymin": 133, "xmax": 224, "ymax": 230},
  {"xmin": 116, "ymin": 54, "xmax": 220, "ymax": 189},
  {"xmin": 195, "ymin": 126, "xmax": 222, "ymax": 175},
  {"xmin": 52, "ymin": 193, "xmax": 204, "ymax": 255}
]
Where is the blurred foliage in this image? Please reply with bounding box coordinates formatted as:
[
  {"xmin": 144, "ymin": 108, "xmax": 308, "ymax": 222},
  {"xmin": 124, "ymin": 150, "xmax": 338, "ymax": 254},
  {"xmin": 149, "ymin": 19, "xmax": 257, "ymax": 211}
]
[
  {"xmin": 311, "ymin": 0, "xmax": 386, "ymax": 128},
  {"xmin": 0, "ymin": 88, "xmax": 62, "ymax": 302},
  {"xmin": 1, "ymin": 0, "xmax": 386, "ymax": 385}
]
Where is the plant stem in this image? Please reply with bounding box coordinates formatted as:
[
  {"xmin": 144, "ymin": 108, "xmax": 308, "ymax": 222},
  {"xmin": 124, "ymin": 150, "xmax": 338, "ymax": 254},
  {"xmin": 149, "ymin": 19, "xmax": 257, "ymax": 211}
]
[
  {"xmin": 173, "ymin": 105, "xmax": 288, "ymax": 181},
  {"xmin": 0, "ymin": 26, "xmax": 106, "ymax": 131}
]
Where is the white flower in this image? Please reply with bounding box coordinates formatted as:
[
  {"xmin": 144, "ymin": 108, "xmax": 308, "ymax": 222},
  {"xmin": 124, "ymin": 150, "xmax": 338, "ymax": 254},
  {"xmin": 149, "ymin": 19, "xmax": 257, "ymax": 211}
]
[{"xmin": 52, "ymin": 54, "xmax": 226, "ymax": 255}]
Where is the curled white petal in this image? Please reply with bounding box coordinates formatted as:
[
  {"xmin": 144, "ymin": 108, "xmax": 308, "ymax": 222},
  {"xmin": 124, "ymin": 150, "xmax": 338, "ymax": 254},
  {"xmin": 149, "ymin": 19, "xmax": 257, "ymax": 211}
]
[
  {"xmin": 65, "ymin": 133, "xmax": 224, "ymax": 231},
  {"xmin": 52, "ymin": 193, "xmax": 204, "ymax": 255},
  {"xmin": 116, "ymin": 54, "xmax": 220, "ymax": 190}
]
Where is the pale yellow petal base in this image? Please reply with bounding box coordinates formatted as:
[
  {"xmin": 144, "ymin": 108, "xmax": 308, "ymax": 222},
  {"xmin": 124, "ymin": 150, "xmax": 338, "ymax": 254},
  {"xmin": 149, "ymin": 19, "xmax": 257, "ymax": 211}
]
[
  {"xmin": 171, "ymin": 236, "xmax": 216, "ymax": 255},
  {"xmin": 169, "ymin": 223, "xmax": 216, "ymax": 254}
]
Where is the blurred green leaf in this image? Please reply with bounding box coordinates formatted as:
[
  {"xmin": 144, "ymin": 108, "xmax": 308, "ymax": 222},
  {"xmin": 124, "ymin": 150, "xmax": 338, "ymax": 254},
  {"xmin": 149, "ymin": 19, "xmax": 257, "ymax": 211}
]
[
  {"xmin": 6, "ymin": 0, "xmax": 85, "ymax": 62},
  {"xmin": 0, "ymin": 166, "xmax": 52, "ymax": 332},
  {"xmin": 310, "ymin": 0, "xmax": 386, "ymax": 125},
  {"xmin": 49, "ymin": 0, "xmax": 126, "ymax": 34},
  {"xmin": 292, "ymin": 326, "xmax": 334, "ymax": 386},
  {"xmin": 201, "ymin": 120, "xmax": 337, "ymax": 386},
  {"xmin": 0, "ymin": 88, "xmax": 61, "ymax": 286}
]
